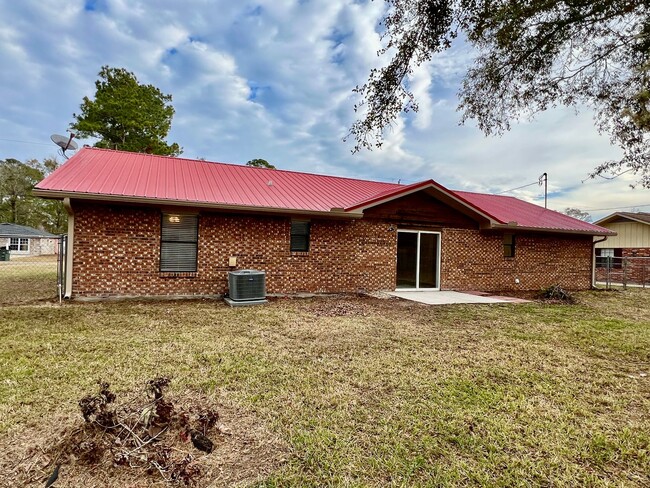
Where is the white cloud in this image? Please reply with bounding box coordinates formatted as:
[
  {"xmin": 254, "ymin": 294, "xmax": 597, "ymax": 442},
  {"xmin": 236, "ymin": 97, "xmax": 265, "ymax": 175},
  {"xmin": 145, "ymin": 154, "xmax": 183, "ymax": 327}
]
[{"xmin": 409, "ymin": 62, "xmax": 434, "ymax": 130}]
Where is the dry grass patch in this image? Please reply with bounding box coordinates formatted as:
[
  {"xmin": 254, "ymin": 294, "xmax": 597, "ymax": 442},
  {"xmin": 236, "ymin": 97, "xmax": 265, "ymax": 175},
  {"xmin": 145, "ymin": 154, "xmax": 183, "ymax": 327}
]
[
  {"xmin": 0, "ymin": 290, "xmax": 649, "ymax": 486},
  {"xmin": 0, "ymin": 258, "xmax": 58, "ymax": 305}
]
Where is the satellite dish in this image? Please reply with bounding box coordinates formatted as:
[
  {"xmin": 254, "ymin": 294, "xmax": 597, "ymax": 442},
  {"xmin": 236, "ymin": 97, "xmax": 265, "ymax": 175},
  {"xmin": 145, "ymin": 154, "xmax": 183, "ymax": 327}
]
[{"xmin": 50, "ymin": 133, "xmax": 78, "ymax": 159}]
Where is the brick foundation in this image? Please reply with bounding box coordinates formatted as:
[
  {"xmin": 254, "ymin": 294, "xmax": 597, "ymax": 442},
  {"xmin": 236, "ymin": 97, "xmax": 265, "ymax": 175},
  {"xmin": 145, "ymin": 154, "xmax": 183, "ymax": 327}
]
[{"xmin": 70, "ymin": 201, "xmax": 595, "ymax": 298}]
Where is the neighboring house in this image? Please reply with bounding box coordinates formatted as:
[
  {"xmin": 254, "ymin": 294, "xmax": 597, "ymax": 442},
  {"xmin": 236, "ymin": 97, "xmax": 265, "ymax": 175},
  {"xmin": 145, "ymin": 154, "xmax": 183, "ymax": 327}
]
[
  {"xmin": 594, "ymin": 212, "xmax": 650, "ymax": 283},
  {"xmin": 0, "ymin": 223, "xmax": 58, "ymax": 257},
  {"xmin": 34, "ymin": 147, "xmax": 614, "ymax": 299}
]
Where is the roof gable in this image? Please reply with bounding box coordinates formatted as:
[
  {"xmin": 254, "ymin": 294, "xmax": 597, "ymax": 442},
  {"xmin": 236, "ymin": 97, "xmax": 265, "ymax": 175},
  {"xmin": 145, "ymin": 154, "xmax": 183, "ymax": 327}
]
[
  {"xmin": 363, "ymin": 189, "xmax": 482, "ymax": 229},
  {"xmin": 595, "ymin": 212, "xmax": 650, "ymax": 226},
  {"xmin": 34, "ymin": 147, "xmax": 614, "ymax": 236}
]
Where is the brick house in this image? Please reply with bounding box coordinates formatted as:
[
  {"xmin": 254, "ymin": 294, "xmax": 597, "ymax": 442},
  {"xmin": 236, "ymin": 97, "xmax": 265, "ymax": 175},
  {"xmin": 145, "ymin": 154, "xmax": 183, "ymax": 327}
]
[
  {"xmin": 594, "ymin": 212, "xmax": 650, "ymax": 285},
  {"xmin": 34, "ymin": 148, "xmax": 614, "ymax": 299}
]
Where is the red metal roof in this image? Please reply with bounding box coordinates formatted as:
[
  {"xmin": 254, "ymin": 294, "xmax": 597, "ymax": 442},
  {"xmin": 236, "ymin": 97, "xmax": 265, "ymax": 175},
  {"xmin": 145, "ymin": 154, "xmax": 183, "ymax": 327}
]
[
  {"xmin": 35, "ymin": 147, "xmax": 614, "ymax": 235},
  {"xmin": 36, "ymin": 147, "xmax": 398, "ymax": 212},
  {"xmin": 455, "ymin": 191, "xmax": 610, "ymax": 234}
]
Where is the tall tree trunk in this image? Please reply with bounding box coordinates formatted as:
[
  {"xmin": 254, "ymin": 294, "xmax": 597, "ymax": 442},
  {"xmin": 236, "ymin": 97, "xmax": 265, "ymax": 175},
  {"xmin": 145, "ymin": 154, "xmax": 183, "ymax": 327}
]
[{"xmin": 9, "ymin": 196, "xmax": 17, "ymax": 223}]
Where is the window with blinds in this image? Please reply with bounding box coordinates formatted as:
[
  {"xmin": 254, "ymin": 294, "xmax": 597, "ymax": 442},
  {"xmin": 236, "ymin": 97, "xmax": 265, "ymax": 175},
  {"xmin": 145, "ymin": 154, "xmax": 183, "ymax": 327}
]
[
  {"xmin": 160, "ymin": 214, "xmax": 198, "ymax": 272},
  {"xmin": 290, "ymin": 221, "xmax": 310, "ymax": 252}
]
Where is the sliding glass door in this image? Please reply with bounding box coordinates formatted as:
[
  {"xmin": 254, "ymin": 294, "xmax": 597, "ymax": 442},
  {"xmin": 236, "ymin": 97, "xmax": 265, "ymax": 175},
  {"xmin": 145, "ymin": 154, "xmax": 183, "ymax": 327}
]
[{"xmin": 396, "ymin": 231, "xmax": 440, "ymax": 290}]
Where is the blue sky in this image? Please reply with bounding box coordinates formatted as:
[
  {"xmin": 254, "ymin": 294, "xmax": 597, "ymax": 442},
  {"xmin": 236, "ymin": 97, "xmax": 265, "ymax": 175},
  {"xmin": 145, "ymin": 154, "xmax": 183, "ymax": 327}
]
[{"xmin": 0, "ymin": 0, "xmax": 648, "ymax": 220}]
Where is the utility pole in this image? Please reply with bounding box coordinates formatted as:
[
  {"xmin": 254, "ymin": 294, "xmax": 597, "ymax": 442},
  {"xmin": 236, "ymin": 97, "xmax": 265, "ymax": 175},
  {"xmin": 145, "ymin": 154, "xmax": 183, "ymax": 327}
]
[{"xmin": 539, "ymin": 173, "xmax": 547, "ymax": 208}]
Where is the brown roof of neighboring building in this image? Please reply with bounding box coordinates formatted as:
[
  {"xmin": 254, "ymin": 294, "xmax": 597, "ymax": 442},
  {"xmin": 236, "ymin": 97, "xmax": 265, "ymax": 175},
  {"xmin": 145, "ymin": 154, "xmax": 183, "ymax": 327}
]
[{"xmin": 595, "ymin": 212, "xmax": 650, "ymax": 226}]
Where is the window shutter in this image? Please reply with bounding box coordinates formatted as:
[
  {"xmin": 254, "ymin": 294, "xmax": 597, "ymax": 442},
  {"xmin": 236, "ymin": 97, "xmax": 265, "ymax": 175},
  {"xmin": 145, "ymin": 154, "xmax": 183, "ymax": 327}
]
[{"xmin": 160, "ymin": 214, "xmax": 198, "ymax": 272}]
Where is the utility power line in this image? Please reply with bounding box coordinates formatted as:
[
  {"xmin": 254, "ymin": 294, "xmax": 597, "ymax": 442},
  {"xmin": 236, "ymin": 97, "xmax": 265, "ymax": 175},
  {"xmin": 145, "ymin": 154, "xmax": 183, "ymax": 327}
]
[
  {"xmin": 582, "ymin": 203, "xmax": 650, "ymax": 212},
  {"xmin": 494, "ymin": 180, "xmax": 540, "ymax": 195},
  {"xmin": 495, "ymin": 173, "xmax": 547, "ymax": 209},
  {"xmin": 0, "ymin": 137, "xmax": 53, "ymax": 147}
]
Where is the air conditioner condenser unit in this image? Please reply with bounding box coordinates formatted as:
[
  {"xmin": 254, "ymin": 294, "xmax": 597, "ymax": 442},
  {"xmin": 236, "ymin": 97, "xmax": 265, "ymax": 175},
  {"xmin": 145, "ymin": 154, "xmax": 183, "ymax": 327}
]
[{"xmin": 226, "ymin": 269, "xmax": 267, "ymax": 306}]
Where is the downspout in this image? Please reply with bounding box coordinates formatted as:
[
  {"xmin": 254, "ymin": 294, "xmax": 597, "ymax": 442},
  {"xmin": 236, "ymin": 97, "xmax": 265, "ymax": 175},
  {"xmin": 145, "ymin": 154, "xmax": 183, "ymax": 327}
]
[
  {"xmin": 592, "ymin": 236, "xmax": 608, "ymax": 288},
  {"xmin": 63, "ymin": 198, "xmax": 74, "ymax": 298}
]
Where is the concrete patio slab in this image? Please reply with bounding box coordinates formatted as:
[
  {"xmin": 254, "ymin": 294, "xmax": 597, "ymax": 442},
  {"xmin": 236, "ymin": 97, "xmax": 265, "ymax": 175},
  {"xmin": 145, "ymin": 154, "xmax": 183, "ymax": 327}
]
[{"xmin": 388, "ymin": 290, "xmax": 527, "ymax": 305}]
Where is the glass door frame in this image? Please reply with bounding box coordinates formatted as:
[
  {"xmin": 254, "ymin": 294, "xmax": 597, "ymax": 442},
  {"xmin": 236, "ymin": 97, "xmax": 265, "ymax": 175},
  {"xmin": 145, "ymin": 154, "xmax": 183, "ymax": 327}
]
[{"xmin": 396, "ymin": 230, "xmax": 441, "ymax": 291}]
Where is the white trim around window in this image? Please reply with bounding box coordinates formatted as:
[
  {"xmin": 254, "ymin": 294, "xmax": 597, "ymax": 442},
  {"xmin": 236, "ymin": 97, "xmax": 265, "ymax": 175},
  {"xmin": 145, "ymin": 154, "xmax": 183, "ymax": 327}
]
[{"xmin": 9, "ymin": 237, "xmax": 29, "ymax": 253}]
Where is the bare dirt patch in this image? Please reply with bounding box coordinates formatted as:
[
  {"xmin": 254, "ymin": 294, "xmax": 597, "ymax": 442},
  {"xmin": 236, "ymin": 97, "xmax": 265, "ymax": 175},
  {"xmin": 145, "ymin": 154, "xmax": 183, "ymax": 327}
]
[
  {"xmin": 304, "ymin": 296, "xmax": 378, "ymax": 317},
  {"xmin": 1, "ymin": 380, "xmax": 287, "ymax": 487}
]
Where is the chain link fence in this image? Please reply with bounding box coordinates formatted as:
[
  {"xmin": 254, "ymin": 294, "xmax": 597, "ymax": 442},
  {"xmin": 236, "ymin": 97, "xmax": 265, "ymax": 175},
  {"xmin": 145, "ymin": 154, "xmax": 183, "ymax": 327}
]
[
  {"xmin": 0, "ymin": 236, "xmax": 66, "ymax": 305},
  {"xmin": 595, "ymin": 256, "xmax": 650, "ymax": 289}
]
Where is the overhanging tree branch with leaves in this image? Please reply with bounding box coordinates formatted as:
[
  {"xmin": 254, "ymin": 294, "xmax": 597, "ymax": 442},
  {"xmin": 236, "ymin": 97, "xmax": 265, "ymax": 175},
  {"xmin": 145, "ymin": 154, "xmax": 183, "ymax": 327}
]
[{"xmin": 349, "ymin": 0, "xmax": 650, "ymax": 187}]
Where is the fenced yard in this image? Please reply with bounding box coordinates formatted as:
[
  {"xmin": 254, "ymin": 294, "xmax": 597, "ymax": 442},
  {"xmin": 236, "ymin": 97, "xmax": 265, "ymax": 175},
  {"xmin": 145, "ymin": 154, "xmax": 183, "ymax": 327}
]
[
  {"xmin": 596, "ymin": 256, "xmax": 650, "ymax": 288},
  {"xmin": 0, "ymin": 254, "xmax": 60, "ymax": 305},
  {"xmin": 0, "ymin": 289, "xmax": 649, "ymax": 486}
]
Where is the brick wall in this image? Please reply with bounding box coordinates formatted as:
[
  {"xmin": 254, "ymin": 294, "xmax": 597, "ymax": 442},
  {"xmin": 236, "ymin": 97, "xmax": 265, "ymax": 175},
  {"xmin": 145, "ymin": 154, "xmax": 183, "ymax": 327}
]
[
  {"xmin": 623, "ymin": 249, "xmax": 650, "ymax": 285},
  {"xmin": 71, "ymin": 201, "xmax": 594, "ymax": 297},
  {"xmin": 441, "ymin": 229, "xmax": 593, "ymax": 291},
  {"xmin": 71, "ymin": 202, "xmax": 396, "ymax": 297},
  {"xmin": 29, "ymin": 237, "xmax": 42, "ymax": 256},
  {"xmin": 623, "ymin": 248, "xmax": 650, "ymax": 258}
]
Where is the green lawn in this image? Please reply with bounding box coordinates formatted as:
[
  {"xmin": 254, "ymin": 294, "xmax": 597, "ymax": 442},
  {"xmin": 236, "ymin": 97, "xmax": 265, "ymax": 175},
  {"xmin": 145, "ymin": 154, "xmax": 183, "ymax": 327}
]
[{"xmin": 0, "ymin": 290, "xmax": 649, "ymax": 486}]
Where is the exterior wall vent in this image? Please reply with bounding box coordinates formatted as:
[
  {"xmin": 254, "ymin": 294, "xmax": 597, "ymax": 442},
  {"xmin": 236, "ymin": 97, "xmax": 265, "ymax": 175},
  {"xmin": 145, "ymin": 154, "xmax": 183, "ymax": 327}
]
[{"xmin": 228, "ymin": 270, "xmax": 266, "ymax": 302}]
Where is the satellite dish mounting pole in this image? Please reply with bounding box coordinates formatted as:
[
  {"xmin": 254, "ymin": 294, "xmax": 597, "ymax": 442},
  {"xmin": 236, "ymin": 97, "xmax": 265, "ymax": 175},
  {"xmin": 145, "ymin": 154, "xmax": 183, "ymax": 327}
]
[{"xmin": 64, "ymin": 132, "xmax": 75, "ymax": 151}]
